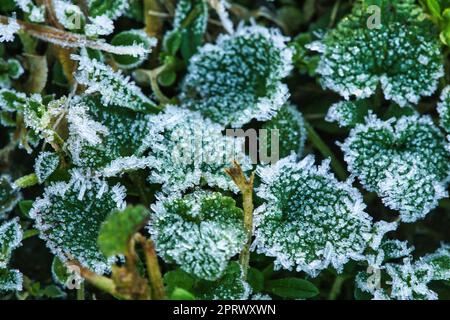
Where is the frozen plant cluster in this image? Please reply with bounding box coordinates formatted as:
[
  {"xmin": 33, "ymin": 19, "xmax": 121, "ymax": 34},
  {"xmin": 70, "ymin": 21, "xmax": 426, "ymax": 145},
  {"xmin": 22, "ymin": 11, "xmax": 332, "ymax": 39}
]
[{"xmin": 0, "ymin": 0, "xmax": 448, "ymax": 301}]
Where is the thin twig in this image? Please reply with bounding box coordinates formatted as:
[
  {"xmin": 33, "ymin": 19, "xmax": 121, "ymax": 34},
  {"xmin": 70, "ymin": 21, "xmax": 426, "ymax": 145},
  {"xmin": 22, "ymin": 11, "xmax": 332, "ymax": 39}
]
[{"xmin": 225, "ymin": 161, "xmax": 254, "ymax": 280}]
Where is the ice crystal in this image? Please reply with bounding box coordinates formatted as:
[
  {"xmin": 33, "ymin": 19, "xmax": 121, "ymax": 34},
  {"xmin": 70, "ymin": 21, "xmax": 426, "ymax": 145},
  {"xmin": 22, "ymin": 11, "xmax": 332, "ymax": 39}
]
[
  {"xmin": 53, "ymin": 0, "xmax": 85, "ymax": 31},
  {"xmin": 30, "ymin": 172, "xmax": 126, "ymax": 274},
  {"xmin": 84, "ymin": 15, "xmax": 114, "ymax": 37},
  {"xmin": 340, "ymin": 114, "xmax": 450, "ymax": 222},
  {"xmin": 72, "ymin": 55, "xmax": 157, "ymax": 113},
  {"xmin": 310, "ymin": 0, "xmax": 444, "ymax": 107},
  {"xmin": 325, "ymin": 100, "xmax": 370, "ymax": 128},
  {"xmin": 181, "ymin": 24, "xmax": 293, "ymax": 127},
  {"xmin": 0, "ymin": 218, "xmax": 23, "ymax": 292},
  {"xmin": 0, "ymin": 175, "xmax": 22, "ymax": 218},
  {"xmin": 148, "ymin": 190, "xmax": 246, "ymax": 281},
  {"xmin": 0, "ymin": 17, "xmax": 20, "ymax": 43},
  {"xmin": 261, "ymin": 104, "xmax": 307, "ymax": 159},
  {"xmin": 34, "ymin": 152, "xmax": 60, "ymax": 184},
  {"xmin": 146, "ymin": 105, "xmax": 252, "ymax": 193},
  {"xmin": 88, "ymin": 0, "xmax": 129, "ymax": 20},
  {"xmin": 254, "ymin": 155, "xmax": 396, "ymax": 277},
  {"xmin": 196, "ymin": 262, "xmax": 251, "ymax": 300},
  {"xmin": 66, "ymin": 96, "xmax": 154, "ymax": 175}
]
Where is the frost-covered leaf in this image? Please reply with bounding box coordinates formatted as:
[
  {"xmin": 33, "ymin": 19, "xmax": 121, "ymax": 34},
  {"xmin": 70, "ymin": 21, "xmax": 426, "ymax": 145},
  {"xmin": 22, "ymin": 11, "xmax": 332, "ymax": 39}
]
[
  {"xmin": 340, "ymin": 114, "xmax": 450, "ymax": 222},
  {"xmin": 0, "ymin": 218, "xmax": 22, "ymax": 268},
  {"xmin": 30, "ymin": 172, "xmax": 126, "ymax": 274},
  {"xmin": 181, "ymin": 25, "xmax": 293, "ymax": 127},
  {"xmin": 66, "ymin": 95, "xmax": 154, "ymax": 175},
  {"xmin": 309, "ymin": 0, "xmax": 444, "ymax": 107},
  {"xmin": 421, "ymin": 244, "xmax": 450, "ymax": 281},
  {"xmin": 89, "ymin": 0, "xmax": 129, "ymax": 20},
  {"xmin": 261, "ymin": 105, "xmax": 307, "ymax": 159},
  {"xmin": 111, "ymin": 30, "xmax": 157, "ymax": 69},
  {"xmin": 53, "ymin": 0, "xmax": 85, "ymax": 31},
  {"xmin": 196, "ymin": 262, "xmax": 251, "ymax": 300},
  {"xmin": 0, "ymin": 269, "xmax": 23, "ymax": 292},
  {"xmin": 0, "ymin": 88, "xmax": 27, "ymax": 112},
  {"xmin": 147, "ymin": 105, "xmax": 252, "ymax": 193},
  {"xmin": 164, "ymin": 0, "xmax": 209, "ymax": 60},
  {"xmin": 72, "ymin": 55, "xmax": 159, "ymax": 113},
  {"xmin": 325, "ymin": 100, "xmax": 370, "ymax": 128},
  {"xmin": 254, "ymin": 155, "xmax": 396, "ymax": 277},
  {"xmin": 13, "ymin": 0, "xmax": 45, "ymax": 23},
  {"xmin": 98, "ymin": 205, "xmax": 149, "ymax": 257},
  {"xmin": 34, "ymin": 152, "xmax": 60, "ymax": 184},
  {"xmin": 84, "ymin": 15, "xmax": 114, "ymax": 37},
  {"xmin": 0, "ymin": 175, "xmax": 22, "ymax": 218},
  {"xmin": 0, "ymin": 58, "xmax": 24, "ymax": 88},
  {"xmin": 437, "ymin": 86, "xmax": 450, "ymax": 136},
  {"xmin": 148, "ymin": 190, "xmax": 246, "ymax": 281},
  {"xmin": 0, "ymin": 16, "xmax": 20, "ymax": 42}
]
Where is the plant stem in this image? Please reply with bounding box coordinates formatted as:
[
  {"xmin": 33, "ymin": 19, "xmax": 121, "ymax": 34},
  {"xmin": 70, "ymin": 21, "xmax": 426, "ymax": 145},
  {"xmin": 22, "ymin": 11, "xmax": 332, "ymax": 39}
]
[
  {"xmin": 328, "ymin": 274, "xmax": 348, "ymax": 300},
  {"xmin": 136, "ymin": 234, "xmax": 166, "ymax": 300},
  {"xmin": 14, "ymin": 173, "xmax": 39, "ymax": 189},
  {"xmin": 304, "ymin": 121, "xmax": 348, "ymax": 181},
  {"xmin": 149, "ymin": 66, "xmax": 172, "ymax": 104},
  {"xmin": 225, "ymin": 161, "xmax": 254, "ymax": 280},
  {"xmin": 23, "ymin": 229, "xmax": 40, "ymax": 240},
  {"xmin": 144, "ymin": 0, "xmax": 165, "ymax": 38},
  {"xmin": 76, "ymin": 282, "xmax": 85, "ymax": 300},
  {"xmin": 69, "ymin": 261, "xmax": 121, "ymax": 298}
]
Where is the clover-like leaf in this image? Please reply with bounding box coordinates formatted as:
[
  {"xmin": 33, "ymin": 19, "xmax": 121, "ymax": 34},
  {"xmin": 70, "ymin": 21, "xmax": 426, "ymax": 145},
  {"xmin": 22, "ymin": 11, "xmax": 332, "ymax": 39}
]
[
  {"xmin": 30, "ymin": 171, "xmax": 126, "ymax": 274},
  {"xmin": 147, "ymin": 105, "xmax": 252, "ymax": 193},
  {"xmin": 148, "ymin": 190, "xmax": 246, "ymax": 280},
  {"xmin": 53, "ymin": 0, "xmax": 86, "ymax": 32},
  {"xmin": 261, "ymin": 105, "xmax": 307, "ymax": 159},
  {"xmin": 0, "ymin": 175, "xmax": 22, "ymax": 218},
  {"xmin": 340, "ymin": 114, "xmax": 450, "ymax": 222},
  {"xmin": 34, "ymin": 152, "xmax": 60, "ymax": 184},
  {"xmin": 181, "ymin": 25, "xmax": 293, "ymax": 127},
  {"xmin": 66, "ymin": 96, "xmax": 154, "ymax": 176},
  {"xmin": 309, "ymin": 0, "xmax": 444, "ymax": 107},
  {"xmin": 254, "ymin": 155, "xmax": 396, "ymax": 277},
  {"xmin": 195, "ymin": 262, "xmax": 251, "ymax": 300},
  {"xmin": 98, "ymin": 205, "xmax": 149, "ymax": 257}
]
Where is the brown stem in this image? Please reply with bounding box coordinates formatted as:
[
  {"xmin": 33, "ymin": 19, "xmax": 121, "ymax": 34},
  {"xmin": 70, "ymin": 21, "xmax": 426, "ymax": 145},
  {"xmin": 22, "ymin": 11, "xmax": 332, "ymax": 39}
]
[
  {"xmin": 136, "ymin": 234, "xmax": 166, "ymax": 300},
  {"xmin": 225, "ymin": 161, "xmax": 255, "ymax": 280}
]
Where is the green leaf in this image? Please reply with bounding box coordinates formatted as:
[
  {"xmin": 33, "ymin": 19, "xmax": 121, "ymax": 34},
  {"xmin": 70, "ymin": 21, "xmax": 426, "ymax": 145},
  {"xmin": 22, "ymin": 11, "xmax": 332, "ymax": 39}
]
[
  {"xmin": 170, "ymin": 287, "xmax": 196, "ymax": 300},
  {"xmin": 158, "ymin": 70, "xmax": 177, "ymax": 87},
  {"xmin": 42, "ymin": 284, "xmax": 66, "ymax": 298},
  {"xmin": 164, "ymin": 269, "xmax": 196, "ymax": 295},
  {"xmin": 111, "ymin": 30, "xmax": 156, "ymax": 69},
  {"xmin": 51, "ymin": 256, "xmax": 70, "ymax": 286},
  {"xmin": 247, "ymin": 267, "xmax": 264, "ymax": 293},
  {"xmin": 354, "ymin": 286, "xmax": 372, "ymax": 300},
  {"xmin": 265, "ymin": 278, "xmax": 319, "ymax": 299},
  {"xmin": 18, "ymin": 200, "xmax": 33, "ymax": 218},
  {"xmin": 163, "ymin": 30, "xmax": 182, "ymax": 56},
  {"xmin": 427, "ymin": 0, "xmax": 442, "ymax": 19},
  {"xmin": 98, "ymin": 205, "xmax": 149, "ymax": 257}
]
